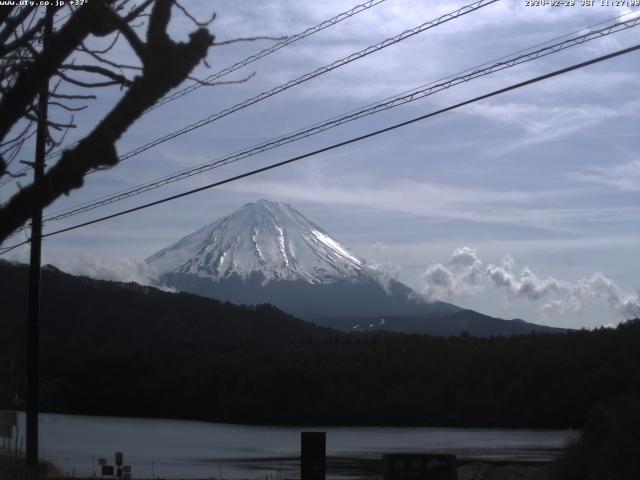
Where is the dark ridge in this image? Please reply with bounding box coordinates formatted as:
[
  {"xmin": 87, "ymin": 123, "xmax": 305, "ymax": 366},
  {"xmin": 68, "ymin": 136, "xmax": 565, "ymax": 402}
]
[
  {"xmin": 160, "ymin": 271, "xmax": 460, "ymax": 319},
  {"xmin": 317, "ymin": 309, "xmax": 566, "ymax": 337},
  {"xmin": 0, "ymin": 260, "xmax": 338, "ymax": 355}
]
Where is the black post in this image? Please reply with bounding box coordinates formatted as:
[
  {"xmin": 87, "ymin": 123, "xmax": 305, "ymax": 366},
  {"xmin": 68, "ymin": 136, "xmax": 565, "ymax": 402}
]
[
  {"xmin": 301, "ymin": 432, "xmax": 326, "ymax": 480},
  {"xmin": 26, "ymin": 6, "xmax": 53, "ymax": 479}
]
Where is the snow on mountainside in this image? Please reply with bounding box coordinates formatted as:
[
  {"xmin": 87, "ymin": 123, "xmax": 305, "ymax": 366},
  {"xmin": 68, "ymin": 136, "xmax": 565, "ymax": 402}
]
[
  {"xmin": 144, "ymin": 200, "xmax": 559, "ymax": 336},
  {"xmin": 146, "ymin": 199, "xmax": 367, "ymax": 284}
]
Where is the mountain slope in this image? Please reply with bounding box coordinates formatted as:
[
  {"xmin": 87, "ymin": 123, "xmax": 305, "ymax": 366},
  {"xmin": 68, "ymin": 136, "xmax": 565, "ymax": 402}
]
[
  {"xmin": 0, "ymin": 261, "xmax": 336, "ymax": 354},
  {"xmin": 147, "ymin": 199, "xmax": 461, "ymax": 321},
  {"xmin": 146, "ymin": 199, "xmax": 563, "ymax": 336},
  {"xmin": 158, "ymin": 271, "xmax": 462, "ymax": 320},
  {"xmin": 147, "ymin": 199, "xmax": 366, "ymax": 284},
  {"xmin": 318, "ymin": 310, "xmax": 567, "ymax": 337}
]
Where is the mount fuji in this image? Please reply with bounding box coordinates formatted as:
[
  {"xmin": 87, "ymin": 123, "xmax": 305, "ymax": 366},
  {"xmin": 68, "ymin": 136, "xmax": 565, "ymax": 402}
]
[
  {"xmin": 148, "ymin": 199, "xmax": 368, "ymax": 285},
  {"xmin": 147, "ymin": 200, "xmax": 563, "ymax": 336}
]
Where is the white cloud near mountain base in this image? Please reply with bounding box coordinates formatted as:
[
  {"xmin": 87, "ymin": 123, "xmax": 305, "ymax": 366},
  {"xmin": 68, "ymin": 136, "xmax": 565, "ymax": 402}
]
[
  {"xmin": 55, "ymin": 254, "xmax": 162, "ymax": 286},
  {"xmin": 420, "ymin": 247, "xmax": 640, "ymax": 322},
  {"xmin": 421, "ymin": 247, "xmax": 483, "ymax": 301}
]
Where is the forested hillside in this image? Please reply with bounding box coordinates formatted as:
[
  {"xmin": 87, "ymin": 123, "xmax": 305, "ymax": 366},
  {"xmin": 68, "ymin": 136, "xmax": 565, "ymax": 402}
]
[
  {"xmin": 4, "ymin": 321, "xmax": 639, "ymax": 429},
  {"xmin": 2, "ymin": 260, "xmax": 638, "ymax": 429},
  {"xmin": 0, "ymin": 261, "xmax": 336, "ymax": 355}
]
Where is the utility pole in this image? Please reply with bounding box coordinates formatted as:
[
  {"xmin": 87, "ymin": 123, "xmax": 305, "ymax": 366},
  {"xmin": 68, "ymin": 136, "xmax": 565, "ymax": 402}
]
[{"xmin": 26, "ymin": 6, "xmax": 53, "ymax": 479}]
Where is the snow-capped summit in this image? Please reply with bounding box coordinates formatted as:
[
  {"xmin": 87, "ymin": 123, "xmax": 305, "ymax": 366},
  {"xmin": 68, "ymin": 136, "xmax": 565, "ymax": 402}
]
[
  {"xmin": 146, "ymin": 199, "xmax": 366, "ymax": 284},
  {"xmin": 146, "ymin": 200, "xmax": 466, "ymax": 322},
  {"xmin": 144, "ymin": 200, "xmax": 543, "ymax": 334}
]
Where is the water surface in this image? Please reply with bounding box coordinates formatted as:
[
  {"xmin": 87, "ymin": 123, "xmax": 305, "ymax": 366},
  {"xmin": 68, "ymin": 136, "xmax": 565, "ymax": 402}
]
[{"xmin": 14, "ymin": 413, "xmax": 575, "ymax": 479}]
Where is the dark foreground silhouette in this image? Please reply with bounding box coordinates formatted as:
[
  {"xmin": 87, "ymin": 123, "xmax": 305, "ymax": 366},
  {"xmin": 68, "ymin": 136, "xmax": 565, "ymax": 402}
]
[
  {"xmin": 553, "ymin": 396, "xmax": 640, "ymax": 479},
  {"xmin": 2, "ymin": 260, "xmax": 639, "ymax": 477},
  {"xmin": 1, "ymin": 261, "xmax": 639, "ymax": 429}
]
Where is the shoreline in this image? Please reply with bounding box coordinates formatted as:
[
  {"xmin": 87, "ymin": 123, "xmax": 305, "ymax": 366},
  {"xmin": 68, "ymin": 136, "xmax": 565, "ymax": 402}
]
[
  {"xmin": 6, "ymin": 412, "xmax": 573, "ymax": 479},
  {"xmin": 2, "ymin": 451, "xmax": 559, "ymax": 480},
  {"xmin": 6, "ymin": 408, "xmax": 580, "ymax": 432}
]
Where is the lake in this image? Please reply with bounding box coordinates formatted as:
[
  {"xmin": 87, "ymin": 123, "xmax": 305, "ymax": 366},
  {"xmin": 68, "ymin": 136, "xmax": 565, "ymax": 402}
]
[{"xmin": 13, "ymin": 413, "xmax": 576, "ymax": 479}]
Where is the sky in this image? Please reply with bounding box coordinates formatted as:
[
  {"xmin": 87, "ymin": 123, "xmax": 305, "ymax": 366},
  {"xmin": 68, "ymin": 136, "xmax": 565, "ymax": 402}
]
[{"xmin": 2, "ymin": 0, "xmax": 639, "ymax": 328}]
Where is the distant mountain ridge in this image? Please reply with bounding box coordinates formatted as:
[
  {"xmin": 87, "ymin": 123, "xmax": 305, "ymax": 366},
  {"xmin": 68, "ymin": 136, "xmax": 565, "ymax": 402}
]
[
  {"xmin": 159, "ymin": 271, "xmax": 461, "ymax": 320},
  {"xmin": 319, "ymin": 310, "xmax": 565, "ymax": 337},
  {"xmin": 147, "ymin": 200, "xmax": 565, "ymax": 336},
  {"xmin": 147, "ymin": 199, "xmax": 464, "ymax": 321},
  {"xmin": 0, "ymin": 260, "xmax": 336, "ymax": 354},
  {"xmin": 0, "ymin": 258, "xmax": 564, "ymax": 346}
]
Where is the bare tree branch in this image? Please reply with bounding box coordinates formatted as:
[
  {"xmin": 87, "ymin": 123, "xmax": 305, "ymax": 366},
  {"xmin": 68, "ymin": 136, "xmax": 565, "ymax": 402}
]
[
  {"xmin": 214, "ymin": 35, "xmax": 288, "ymax": 46},
  {"xmin": 188, "ymin": 71, "xmax": 255, "ymax": 87},
  {"xmin": 146, "ymin": 0, "xmax": 172, "ymax": 49},
  {"xmin": 79, "ymin": 41, "xmax": 142, "ymax": 71},
  {"xmin": 46, "ymin": 115, "xmax": 73, "ymax": 151},
  {"xmin": 0, "ymin": 121, "xmax": 33, "ymax": 148},
  {"xmin": 60, "ymin": 63, "xmax": 133, "ymax": 86},
  {"xmin": 49, "ymin": 92, "xmax": 97, "ymax": 100},
  {"xmin": 55, "ymin": 70, "xmax": 124, "ymax": 89},
  {"xmin": 103, "ymin": 7, "xmax": 149, "ymax": 62},
  {"xmin": 0, "ymin": 16, "xmax": 46, "ymax": 56},
  {"xmin": 123, "ymin": 0, "xmax": 155, "ymax": 22},
  {"xmin": 48, "ymin": 101, "xmax": 87, "ymax": 112},
  {"xmin": 0, "ymin": 6, "xmax": 36, "ymax": 47},
  {"xmin": 22, "ymin": 111, "xmax": 76, "ymax": 131},
  {"xmin": 0, "ymin": 2, "xmax": 113, "ymax": 142},
  {"xmin": 0, "ymin": 6, "xmax": 16, "ymax": 26},
  {"xmin": 84, "ymin": 31, "xmax": 120, "ymax": 55},
  {"xmin": 174, "ymin": 1, "xmax": 216, "ymax": 28},
  {"xmin": 0, "ymin": 1, "xmax": 214, "ymax": 242}
]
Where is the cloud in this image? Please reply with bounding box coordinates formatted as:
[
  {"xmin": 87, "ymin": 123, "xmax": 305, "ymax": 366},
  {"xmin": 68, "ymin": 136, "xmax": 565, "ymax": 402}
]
[
  {"xmin": 421, "ymin": 246, "xmax": 483, "ymax": 301},
  {"xmin": 3, "ymin": 0, "xmax": 637, "ymax": 334},
  {"xmin": 466, "ymin": 101, "xmax": 640, "ymax": 158},
  {"xmin": 367, "ymin": 256, "xmax": 403, "ymax": 295},
  {"xmin": 1, "ymin": 244, "xmax": 30, "ymax": 264},
  {"xmin": 0, "ymin": 247, "xmax": 172, "ymax": 289},
  {"xmin": 224, "ymin": 175, "xmax": 605, "ymax": 233},
  {"xmin": 54, "ymin": 254, "xmax": 162, "ymax": 287},
  {"xmin": 420, "ymin": 247, "xmax": 640, "ymax": 321},
  {"xmin": 568, "ymin": 159, "xmax": 640, "ymax": 192},
  {"xmin": 487, "ymin": 259, "xmax": 640, "ymax": 321},
  {"xmin": 485, "ymin": 264, "xmax": 567, "ymax": 301},
  {"xmin": 568, "ymin": 273, "xmax": 640, "ymax": 319}
]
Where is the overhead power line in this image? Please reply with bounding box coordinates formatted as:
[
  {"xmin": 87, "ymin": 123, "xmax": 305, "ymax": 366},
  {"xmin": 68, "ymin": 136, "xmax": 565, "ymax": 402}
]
[
  {"xmin": 3, "ymin": 0, "xmax": 492, "ymax": 191},
  {"xmin": 149, "ymin": 0, "xmax": 389, "ymax": 113},
  {"xmin": 41, "ymin": 13, "xmax": 640, "ymax": 224},
  {"xmin": 2, "ymin": 41, "xmax": 639, "ymax": 255},
  {"xmin": 0, "ymin": 170, "xmax": 27, "ymax": 187},
  {"xmin": 39, "ymin": 0, "xmax": 390, "ymax": 165},
  {"xmin": 87, "ymin": 0, "xmax": 499, "ymax": 167}
]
